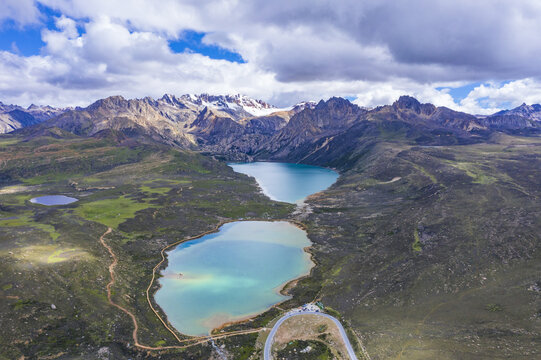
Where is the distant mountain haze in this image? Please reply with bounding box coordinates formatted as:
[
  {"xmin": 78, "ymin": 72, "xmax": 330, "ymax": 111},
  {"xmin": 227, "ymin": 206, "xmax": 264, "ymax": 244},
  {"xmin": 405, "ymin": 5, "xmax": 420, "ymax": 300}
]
[{"xmin": 0, "ymin": 102, "xmax": 69, "ymax": 133}]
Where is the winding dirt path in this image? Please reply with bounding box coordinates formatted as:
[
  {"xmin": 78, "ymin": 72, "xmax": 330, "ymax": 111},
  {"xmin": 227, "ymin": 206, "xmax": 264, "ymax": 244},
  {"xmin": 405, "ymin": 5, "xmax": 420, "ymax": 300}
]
[{"xmin": 99, "ymin": 227, "xmax": 144, "ymax": 347}]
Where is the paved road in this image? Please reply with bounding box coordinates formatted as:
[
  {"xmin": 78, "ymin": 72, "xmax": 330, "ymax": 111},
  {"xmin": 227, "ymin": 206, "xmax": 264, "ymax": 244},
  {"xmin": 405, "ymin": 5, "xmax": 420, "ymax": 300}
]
[{"xmin": 263, "ymin": 311, "xmax": 358, "ymax": 360}]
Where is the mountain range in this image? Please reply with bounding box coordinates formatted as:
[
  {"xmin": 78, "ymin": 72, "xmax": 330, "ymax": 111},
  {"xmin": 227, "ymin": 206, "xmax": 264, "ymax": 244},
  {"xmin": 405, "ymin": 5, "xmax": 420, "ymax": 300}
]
[{"xmin": 4, "ymin": 94, "xmax": 540, "ymax": 163}]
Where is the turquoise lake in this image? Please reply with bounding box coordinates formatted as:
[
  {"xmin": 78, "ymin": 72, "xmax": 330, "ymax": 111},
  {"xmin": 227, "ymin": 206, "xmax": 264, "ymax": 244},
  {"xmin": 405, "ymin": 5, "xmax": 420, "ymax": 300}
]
[
  {"xmin": 154, "ymin": 221, "xmax": 313, "ymax": 335},
  {"xmin": 228, "ymin": 162, "xmax": 338, "ymax": 203}
]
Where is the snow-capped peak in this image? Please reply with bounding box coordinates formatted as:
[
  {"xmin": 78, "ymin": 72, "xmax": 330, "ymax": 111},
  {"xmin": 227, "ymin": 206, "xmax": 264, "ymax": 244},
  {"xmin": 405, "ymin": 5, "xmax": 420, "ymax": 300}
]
[
  {"xmin": 178, "ymin": 93, "xmax": 281, "ymax": 117},
  {"xmin": 156, "ymin": 93, "xmax": 317, "ymax": 119}
]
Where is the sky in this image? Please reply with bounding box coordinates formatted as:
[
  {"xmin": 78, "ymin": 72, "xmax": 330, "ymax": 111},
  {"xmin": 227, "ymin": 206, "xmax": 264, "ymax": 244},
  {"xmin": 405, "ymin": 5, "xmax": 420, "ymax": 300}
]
[{"xmin": 1, "ymin": 0, "xmax": 541, "ymax": 114}]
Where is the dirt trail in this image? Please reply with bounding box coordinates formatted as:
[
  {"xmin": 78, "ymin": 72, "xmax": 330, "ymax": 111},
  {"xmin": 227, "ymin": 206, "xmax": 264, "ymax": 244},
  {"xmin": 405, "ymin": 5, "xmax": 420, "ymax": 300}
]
[{"xmin": 99, "ymin": 227, "xmax": 265, "ymax": 351}]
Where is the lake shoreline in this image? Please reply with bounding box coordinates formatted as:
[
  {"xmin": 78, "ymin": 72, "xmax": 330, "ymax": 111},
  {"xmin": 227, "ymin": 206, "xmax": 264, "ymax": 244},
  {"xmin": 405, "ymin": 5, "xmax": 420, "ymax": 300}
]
[
  {"xmin": 228, "ymin": 162, "xmax": 338, "ymax": 203},
  {"xmin": 147, "ymin": 218, "xmax": 313, "ymax": 339}
]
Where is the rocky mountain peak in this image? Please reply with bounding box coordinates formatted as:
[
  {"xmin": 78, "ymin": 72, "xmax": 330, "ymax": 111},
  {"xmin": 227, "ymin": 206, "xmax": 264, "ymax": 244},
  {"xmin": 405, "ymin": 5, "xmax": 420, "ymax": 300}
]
[
  {"xmin": 274, "ymin": 97, "xmax": 361, "ymax": 135},
  {"xmin": 291, "ymin": 101, "xmax": 317, "ymax": 113},
  {"xmin": 88, "ymin": 95, "xmax": 128, "ymax": 111},
  {"xmin": 393, "ymin": 95, "xmax": 437, "ymax": 116},
  {"xmin": 315, "ymin": 97, "xmax": 352, "ymax": 110},
  {"xmin": 160, "ymin": 93, "xmax": 177, "ymax": 103},
  {"xmin": 393, "ymin": 95, "xmax": 422, "ymax": 111},
  {"xmin": 159, "ymin": 94, "xmax": 185, "ymax": 108},
  {"xmin": 0, "ymin": 101, "xmax": 19, "ymax": 112}
]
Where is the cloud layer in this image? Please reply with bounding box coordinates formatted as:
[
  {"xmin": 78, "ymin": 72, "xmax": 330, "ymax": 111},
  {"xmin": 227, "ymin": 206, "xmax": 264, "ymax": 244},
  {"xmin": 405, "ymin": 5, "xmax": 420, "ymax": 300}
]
[{"xmin": 1, "ymin": 0, "xmax": 541, "ymax": 113}]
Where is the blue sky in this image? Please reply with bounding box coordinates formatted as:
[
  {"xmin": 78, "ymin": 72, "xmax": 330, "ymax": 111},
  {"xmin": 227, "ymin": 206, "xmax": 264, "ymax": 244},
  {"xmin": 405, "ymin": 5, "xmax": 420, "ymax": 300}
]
[
  {"xmin": 0, "ymin": 5, "xmax": 245, "ymax": 62},
  {"xmin": 437, "ymin": 83, "xmax": 482, "ymax": 104},
  {"xmin": 0, "ymin": 22, "xmax": 44, "ymax": 56},
  {"xmin": 0, "ymin": 0, "xmax": 540, "ymax": 112},
  {"xmin": 169, "ymin": 31, "xmax": 245, "ymax": 63},
  {"xmin": 0, "ymin": 4, "xmax": 58, "ymax": 56}
]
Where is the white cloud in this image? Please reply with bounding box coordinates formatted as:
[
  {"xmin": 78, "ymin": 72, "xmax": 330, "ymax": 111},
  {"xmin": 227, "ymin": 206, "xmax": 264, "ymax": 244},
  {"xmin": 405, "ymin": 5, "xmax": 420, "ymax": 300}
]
[
  {"xmin": 458, "ymin": 79, "xmax": 541, "ymax": 115},
  {"xmin": 0, "ymin": 0, "xmax": 41, "ymax": 26},
  {"xmin": 40, "ymin": 0, "xmax": 203, "ymax": 36},
  {"xmin": 37, "ymin": 0, "xmax": 541, "ymax": 82},
  {"xmin": 352, "ymin": 81, "xmax": 457, "ymax": 110}
]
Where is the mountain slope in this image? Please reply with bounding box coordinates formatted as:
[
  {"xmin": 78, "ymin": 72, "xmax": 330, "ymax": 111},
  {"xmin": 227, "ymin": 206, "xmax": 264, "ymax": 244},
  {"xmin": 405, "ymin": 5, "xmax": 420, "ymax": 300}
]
[
  {"xmin": 0, "ymin": 94, "xmax": 294, "ymax": 135},
  {"xmin": 367, "ymin": 95, "xmax": 485, "ymax": 131},
  {"xmin": 492, "ymin": 103, "xmax": 541, "ymax": 121},
  {"xmin": 0, "ymin": 102, "xmax": 67, "ymax": 133},
  {"xmin": 18, "ymin": 94, "xmax": 309, "ymax": 156},
  {"xmin": 259, "ymin": 97, "xmax": 365, "ymax": 160},
  {"xmin": 20, "ymin": 94, "xmax": 540, "ymax": 161},
  {"xmin": 481, "ymin": 103, "xmax": 541, "ymax": 131},
  {"xmin": 43, "ymin": 96, "xmax": 197, "ymax": 147},
  {"xmin": 189, "ymin": 106, "xmax": 244, "ymax": 146},
  {"xmin": 294, "ymin": 136, "xmax": 541, "ymax": 359},
  {"xmin": 254, "ymin": 96, "xmax": 491, "ymax": 164},
  {"xmin": 0, "ymin": 110, "xmax": 39, "ymax": 133}
]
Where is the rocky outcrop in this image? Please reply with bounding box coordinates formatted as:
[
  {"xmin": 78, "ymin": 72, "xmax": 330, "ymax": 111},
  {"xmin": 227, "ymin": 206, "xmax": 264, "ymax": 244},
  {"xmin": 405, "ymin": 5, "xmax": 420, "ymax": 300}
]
[
  {"xmin": 189, "ymin": 107, "xmax": 244, "ymax": 145},
  {"xmin": 393, "ymin": 95, "xmax": 436, "ymax": 115}
]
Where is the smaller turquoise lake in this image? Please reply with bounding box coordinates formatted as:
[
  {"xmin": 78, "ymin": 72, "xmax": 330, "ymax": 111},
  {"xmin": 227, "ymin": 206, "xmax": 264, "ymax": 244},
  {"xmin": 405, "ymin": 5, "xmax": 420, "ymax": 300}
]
[
  {"xmin": 155, "ymin": 221, "xmax": 313, "ymax": 336},
  {"xmin": 228, "ymin": 162, "xmax": 338, "ymax": 203}
]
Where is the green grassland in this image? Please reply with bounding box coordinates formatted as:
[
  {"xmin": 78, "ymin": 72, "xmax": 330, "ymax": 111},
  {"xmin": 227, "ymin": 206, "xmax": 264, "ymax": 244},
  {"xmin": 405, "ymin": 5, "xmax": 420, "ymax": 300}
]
[
  {"xmin": 75, "ymin": 195, "xmax": 153, "ymax": 228},
  {"xmin": 0, "ymin": 133, "xmax": 292, "ymax": 359}
]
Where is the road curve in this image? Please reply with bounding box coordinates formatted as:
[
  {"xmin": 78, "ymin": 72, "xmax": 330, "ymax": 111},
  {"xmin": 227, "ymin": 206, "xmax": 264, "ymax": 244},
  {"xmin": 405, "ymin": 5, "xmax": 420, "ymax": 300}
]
[{"xmin": 263, "ymin": 311, "xmax": 358, "ymax": 360}]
